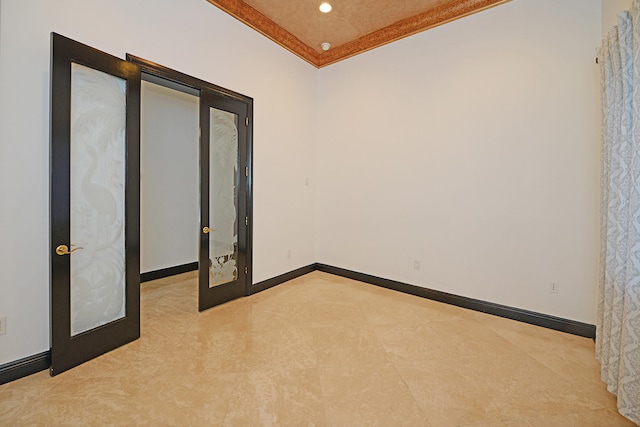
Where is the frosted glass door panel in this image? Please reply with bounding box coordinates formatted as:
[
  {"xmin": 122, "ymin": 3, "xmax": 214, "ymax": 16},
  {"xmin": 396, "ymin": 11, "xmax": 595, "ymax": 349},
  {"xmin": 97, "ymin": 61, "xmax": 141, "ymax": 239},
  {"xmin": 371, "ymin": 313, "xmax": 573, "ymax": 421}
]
[
  {"xmin": 70, "ymin": 63, "xmax": 126, "ymax": 336},
  {"xmin": 208, "ymin": 107, "xmax": 239, "ymax": 288}
]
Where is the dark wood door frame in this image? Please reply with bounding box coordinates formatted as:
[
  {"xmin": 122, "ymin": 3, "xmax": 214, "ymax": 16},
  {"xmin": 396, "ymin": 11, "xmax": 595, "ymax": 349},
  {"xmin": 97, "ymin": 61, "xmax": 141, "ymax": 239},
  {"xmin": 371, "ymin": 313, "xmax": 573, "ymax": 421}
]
[
  {"xmin": 50, "ymin": 33, "xmax": 141, "ymax": 376},
  {"xmin": 198, "ymin": 91, "xmax": 249, "ymax": 310},
  {"xmin": 127, "ymin": 54, "xmax": 254, "ymax": 300}
]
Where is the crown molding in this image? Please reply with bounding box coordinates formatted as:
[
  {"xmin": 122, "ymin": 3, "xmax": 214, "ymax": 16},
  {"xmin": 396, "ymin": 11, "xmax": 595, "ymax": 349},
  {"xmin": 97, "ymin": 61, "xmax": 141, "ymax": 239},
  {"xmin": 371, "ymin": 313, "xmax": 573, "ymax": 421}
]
[{"xmin": 206, "ymin": 0, "xmax": 510, "ymax": 68}]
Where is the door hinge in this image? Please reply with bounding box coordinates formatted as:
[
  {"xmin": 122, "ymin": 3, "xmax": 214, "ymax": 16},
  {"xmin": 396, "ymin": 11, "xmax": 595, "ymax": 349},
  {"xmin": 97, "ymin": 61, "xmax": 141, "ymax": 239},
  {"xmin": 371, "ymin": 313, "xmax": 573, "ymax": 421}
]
[
  {"xmin": 244, "ymin": 266, "xmax": 248, "ymax": 274},
  {"xmin": 245, "ymin": 166, "xmax": 249, "ymax": 177},
  {"xmin": 245, "ymin": 117, "xmax": 249, "ymax": 126},
  {"xmin": 245, "ymin": 216, "xmax": 249, "ymax": 226}
]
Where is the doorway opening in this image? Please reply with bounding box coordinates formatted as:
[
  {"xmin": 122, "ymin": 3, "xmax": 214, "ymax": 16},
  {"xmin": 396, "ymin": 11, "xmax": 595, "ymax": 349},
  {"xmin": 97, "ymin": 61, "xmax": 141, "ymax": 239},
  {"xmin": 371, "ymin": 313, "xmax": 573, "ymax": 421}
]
[
  {"xmin": 129, "ymin": 55, "xmax": 254, "ymax": 312},
  {"xmin": 140, "ymin": 80, "xmax": 199, "ymax": 282},
  {"xmin": 48, "ymin": 32, "xmax": 253, "ymax": 375}
]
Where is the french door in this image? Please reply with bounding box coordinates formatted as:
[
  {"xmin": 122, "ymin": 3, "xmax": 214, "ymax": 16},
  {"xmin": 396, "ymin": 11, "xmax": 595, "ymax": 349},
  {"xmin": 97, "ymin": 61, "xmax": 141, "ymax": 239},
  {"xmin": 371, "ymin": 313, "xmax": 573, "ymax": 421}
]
[
  {"xmin": 50, "ymin": 33, "xmax": 141, "ymax": 375},
  {"xmin": 198, "ymin": 90, "xmax": 251, "ymax": 311},
  {"xmin": 50, "ymin": 37, "xmax": 252, "ymax": 374}
]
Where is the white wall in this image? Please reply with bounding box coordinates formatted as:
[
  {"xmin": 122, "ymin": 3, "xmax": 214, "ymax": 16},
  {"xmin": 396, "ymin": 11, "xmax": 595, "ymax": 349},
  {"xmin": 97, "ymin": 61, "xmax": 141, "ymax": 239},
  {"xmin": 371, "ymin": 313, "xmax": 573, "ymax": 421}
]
[
  {"xmin": 602, "ymin": 0, "xmax": 633, "ymax": 35},
  {"xmin": 316, "ymin": 0, "xmax": 602, "ymax": 323},
  {"xmin": 140, "ymin": 82, "xmax": 199, "ymax": 273},
  {"xmin": 0, "ymin": 0, "xmax": 605, "ymax": 367},
  {"xmin": 0, "ymin": 0, "xmax": 317, "ymax": 365}
]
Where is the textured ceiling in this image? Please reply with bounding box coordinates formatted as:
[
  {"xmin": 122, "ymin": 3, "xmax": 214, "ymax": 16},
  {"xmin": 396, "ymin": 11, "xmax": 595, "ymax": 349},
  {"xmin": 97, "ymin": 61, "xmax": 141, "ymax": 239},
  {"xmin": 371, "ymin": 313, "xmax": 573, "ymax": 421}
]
[{"xmin": 205, "ymin": 0, "xmax": 510, "ymax": 68}]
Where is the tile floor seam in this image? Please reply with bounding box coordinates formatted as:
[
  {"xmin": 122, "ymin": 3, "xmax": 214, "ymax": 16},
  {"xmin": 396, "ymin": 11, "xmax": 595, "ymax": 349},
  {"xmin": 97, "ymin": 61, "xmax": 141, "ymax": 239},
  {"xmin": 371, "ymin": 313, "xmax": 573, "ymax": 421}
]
[{"xmin": 385, "ymin": 353, "xmax": 434, "ymax": 426}]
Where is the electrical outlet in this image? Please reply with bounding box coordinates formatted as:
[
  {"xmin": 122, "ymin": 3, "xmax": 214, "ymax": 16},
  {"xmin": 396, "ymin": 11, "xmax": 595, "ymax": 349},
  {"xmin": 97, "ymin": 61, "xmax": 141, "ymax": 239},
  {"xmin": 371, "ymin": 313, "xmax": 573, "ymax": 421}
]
[
  {"xmin": 287, "ymin": 250, "xmax": 292, "ymax": 260},
  {"xmin": 413, "ymin": 260, "xmax": 421, "ymax": 270},
  {"xmin": 550, "ymin": 282, "xmax": 559, "ymax": 294},
  {"xmin": 0, "ymin": 316, "xmax": 6, "ymax": 335}
]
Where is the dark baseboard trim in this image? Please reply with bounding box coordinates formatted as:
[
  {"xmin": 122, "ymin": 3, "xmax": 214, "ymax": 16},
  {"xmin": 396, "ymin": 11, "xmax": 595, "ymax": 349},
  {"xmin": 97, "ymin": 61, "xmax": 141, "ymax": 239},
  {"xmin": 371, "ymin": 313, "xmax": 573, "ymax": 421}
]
[
  {"xmin": 3, "ymin": 262, "xmax": 595, "ymax": 386},
  {"xmin": 140, "ymin": 262, "xmax": 198, "ymax": 283},
  {"xmin": 250, "ymin": 264, "xmax": 317, "ymax": 294},
  {"xmin": 316, "ymin": 263, "xmax": 596, "ymax": 339},
  {"xmin": 0, "ymin": 351, "xmax": 51, "ymax": 385}
]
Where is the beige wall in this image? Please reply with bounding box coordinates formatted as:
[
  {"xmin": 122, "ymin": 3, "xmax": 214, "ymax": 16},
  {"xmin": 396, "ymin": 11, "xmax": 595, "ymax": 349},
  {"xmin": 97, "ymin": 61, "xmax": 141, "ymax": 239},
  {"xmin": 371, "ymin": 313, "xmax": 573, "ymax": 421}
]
[
  {"xmin": 316, "ymin": 0, "xmax": 602, "ymax": 323},
  {"xmin": 140, "ymin": 82, "xmax": 199, "ymax": 273},
  {"xmin": 602, "ymin": 0, "xmax": 633, "ymax": 35}
]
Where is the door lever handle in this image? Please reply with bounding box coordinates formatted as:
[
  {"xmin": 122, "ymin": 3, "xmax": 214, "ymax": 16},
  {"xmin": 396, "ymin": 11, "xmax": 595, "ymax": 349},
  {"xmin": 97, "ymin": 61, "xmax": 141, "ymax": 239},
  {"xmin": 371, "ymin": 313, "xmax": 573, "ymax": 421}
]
[
  {"xmin": 55, "ymin": 244, "xmax": 84, "ymax": 256},
  {"xmin": 202, "ymin": 227, "xmax": 216, "ymax": 234}
]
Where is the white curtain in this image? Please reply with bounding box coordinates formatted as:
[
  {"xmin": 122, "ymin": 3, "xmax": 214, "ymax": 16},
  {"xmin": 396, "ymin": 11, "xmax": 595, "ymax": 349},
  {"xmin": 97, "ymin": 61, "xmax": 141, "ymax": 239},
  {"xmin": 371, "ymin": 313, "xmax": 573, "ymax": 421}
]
[{"xmin": 598, "ymin": 2, "xmax": 640, "ymax": 425}]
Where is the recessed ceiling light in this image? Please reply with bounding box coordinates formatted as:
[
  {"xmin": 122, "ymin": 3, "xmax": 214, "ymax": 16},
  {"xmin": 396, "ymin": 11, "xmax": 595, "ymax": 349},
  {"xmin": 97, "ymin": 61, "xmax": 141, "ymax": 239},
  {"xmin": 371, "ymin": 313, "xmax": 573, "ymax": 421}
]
[
  {"xmin": 321, "ymin": 42, "xmax": 331, "ymax": 51},
  {"xmin": 319, "ymin": 2, "xmax": 332, "ymax": 13}
]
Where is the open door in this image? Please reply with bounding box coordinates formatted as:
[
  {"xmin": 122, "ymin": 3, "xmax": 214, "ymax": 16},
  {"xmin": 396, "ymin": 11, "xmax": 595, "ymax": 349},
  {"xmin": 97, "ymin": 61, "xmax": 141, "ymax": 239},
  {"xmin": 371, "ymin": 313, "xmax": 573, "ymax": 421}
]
[
  {"xmin": 50, "ymin": 33, "xmax": 141, "ymax": 375},
  {"xmin": 198, "ymin": 90, "xmax": 251, "ymax": 311}
]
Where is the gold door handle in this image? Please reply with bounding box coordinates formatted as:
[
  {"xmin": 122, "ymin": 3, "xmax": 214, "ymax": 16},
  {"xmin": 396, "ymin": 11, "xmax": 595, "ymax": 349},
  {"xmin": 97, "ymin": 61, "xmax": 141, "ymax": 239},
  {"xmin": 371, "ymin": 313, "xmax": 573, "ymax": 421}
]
[
  {"xmin": 55, "ymin": 244, "xmax": 84, "ymax": 256},
  {"xmin": 203, "ymin": 227, "xmax": 212, "ymax": 234}
]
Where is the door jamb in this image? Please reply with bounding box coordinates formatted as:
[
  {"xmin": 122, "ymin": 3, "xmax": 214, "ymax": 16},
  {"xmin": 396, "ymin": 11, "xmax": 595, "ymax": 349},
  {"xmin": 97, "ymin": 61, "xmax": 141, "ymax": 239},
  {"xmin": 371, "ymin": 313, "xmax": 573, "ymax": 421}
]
[{"xmin": 127, "ymin": 54, "xmax": 253, "ymax": 297}]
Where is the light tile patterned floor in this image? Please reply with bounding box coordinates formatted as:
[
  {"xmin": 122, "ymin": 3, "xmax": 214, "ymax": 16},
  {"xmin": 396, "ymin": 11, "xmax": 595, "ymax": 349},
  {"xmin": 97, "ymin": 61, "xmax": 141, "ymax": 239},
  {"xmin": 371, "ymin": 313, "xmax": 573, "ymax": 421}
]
[{"xmin": 0, "ymin": 271, "xmax": 636, "ymax": 426}]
